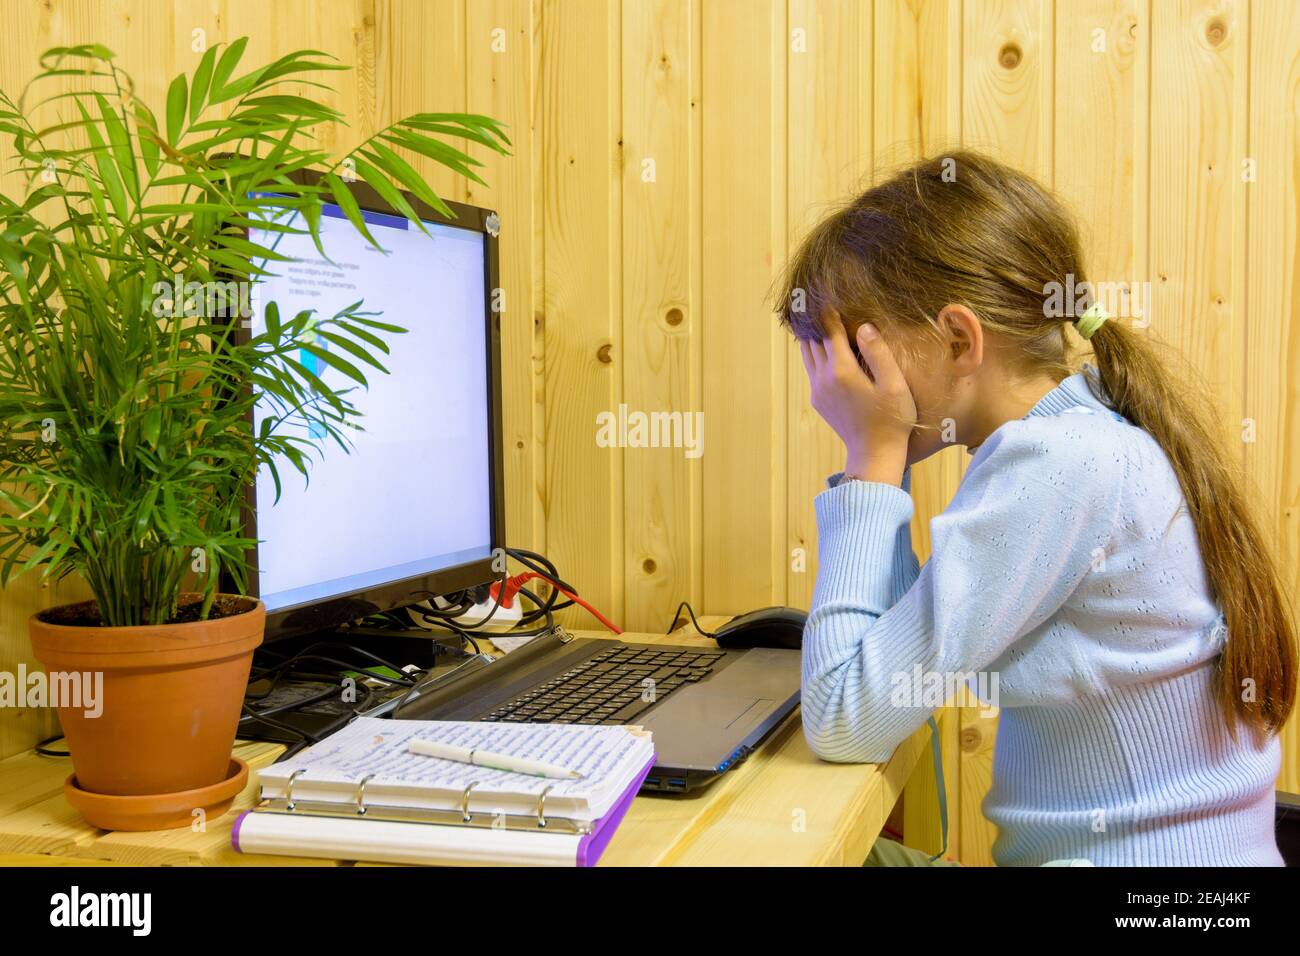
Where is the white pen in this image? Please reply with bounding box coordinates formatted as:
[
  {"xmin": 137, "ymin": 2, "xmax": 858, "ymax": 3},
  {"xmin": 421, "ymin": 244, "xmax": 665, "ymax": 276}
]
[{"xmin": 408, "ymin": 738, "xmax": 584, "ymax": 779}]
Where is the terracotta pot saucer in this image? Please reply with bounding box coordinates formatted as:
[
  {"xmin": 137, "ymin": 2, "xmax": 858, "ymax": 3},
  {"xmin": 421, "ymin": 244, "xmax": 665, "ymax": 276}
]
[{"xmin": 64, "ymin": 757, "xmax": 249, "ymax": 831}]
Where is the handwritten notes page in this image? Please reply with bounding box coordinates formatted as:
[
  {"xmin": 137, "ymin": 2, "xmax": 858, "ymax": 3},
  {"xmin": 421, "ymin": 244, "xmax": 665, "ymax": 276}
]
[{"xmin": 256, "ymin": 717, "xmax": 654, "ymax": 821}]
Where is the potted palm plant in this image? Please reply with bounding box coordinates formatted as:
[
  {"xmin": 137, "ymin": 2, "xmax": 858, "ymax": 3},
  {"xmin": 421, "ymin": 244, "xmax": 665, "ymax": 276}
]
[{"xmin": 0, "ymin": 41, "xmax": 507, "ymax": 829}]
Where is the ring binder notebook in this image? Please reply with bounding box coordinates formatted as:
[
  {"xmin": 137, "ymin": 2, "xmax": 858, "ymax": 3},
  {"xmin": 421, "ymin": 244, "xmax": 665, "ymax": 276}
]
[{"xmin": 232, "ymin": 717, "xmax": 655, "ymax": 866}]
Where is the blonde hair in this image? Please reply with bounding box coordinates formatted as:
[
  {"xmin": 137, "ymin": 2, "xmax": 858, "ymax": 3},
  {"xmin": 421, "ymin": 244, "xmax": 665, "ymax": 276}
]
[{"xmin": 776, "ymin": 150, "xmax": 1296, "ymax": 736}]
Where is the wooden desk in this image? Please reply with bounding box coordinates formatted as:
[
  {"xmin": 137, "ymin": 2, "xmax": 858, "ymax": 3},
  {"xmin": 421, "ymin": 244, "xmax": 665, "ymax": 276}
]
[{"xmin": 0, "ymin": 627, "xmax": 932, "ymax": 866}]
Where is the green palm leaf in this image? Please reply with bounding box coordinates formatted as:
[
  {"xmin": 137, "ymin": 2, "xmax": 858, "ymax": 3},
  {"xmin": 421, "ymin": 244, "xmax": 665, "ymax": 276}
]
[{"xmin": 0, "ymin": 39, "xmax": 508, "ymax": 626}]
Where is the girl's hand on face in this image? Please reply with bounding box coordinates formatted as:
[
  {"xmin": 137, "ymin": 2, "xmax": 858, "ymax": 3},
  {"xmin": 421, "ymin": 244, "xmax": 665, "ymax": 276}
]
[{"xmin": 800, "ymin": 311, "xmax": 918, "ymax": 486}]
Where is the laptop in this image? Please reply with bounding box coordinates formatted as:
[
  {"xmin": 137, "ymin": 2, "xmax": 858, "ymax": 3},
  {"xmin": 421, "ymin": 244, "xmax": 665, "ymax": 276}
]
[{"xmin": 391, "ymin": 627, "xmax": 801, "ymax": 791}]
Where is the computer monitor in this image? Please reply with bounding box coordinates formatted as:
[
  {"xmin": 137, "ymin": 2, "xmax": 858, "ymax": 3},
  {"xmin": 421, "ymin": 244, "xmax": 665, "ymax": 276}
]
[{"xmin": 238, "ymin": 173, "xmax": 504, "ymax": 640}]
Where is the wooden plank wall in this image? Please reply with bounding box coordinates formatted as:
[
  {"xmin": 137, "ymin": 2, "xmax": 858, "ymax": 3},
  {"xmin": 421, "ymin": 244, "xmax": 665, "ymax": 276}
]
[{"xmin": 1, "ymin": 0, "xmax": 1297, "ymax": 849}]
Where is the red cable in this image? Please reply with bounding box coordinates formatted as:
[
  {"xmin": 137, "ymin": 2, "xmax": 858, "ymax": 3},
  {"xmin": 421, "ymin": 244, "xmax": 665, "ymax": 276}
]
[{"xmin": 491, "ymin": 571, "xmax": 622, "ymax": 634}]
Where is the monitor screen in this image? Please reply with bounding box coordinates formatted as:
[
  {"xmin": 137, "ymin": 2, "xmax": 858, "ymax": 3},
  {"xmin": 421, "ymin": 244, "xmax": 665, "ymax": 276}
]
[{"xmin": 246, "ymin": 201, "xmax": 494, "ymax": 617}]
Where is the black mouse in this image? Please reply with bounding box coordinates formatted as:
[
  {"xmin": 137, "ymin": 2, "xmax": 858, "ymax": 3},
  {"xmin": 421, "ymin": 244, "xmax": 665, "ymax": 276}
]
[{"xmin": 713, "ymin": 606, "xmax": 807, "ymax": 650}]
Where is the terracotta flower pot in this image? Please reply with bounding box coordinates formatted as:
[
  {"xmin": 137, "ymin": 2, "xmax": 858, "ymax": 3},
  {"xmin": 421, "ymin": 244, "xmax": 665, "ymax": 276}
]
[{"xmin": 28, "ymin": 595, "xmax": 264, "ymax": 798}]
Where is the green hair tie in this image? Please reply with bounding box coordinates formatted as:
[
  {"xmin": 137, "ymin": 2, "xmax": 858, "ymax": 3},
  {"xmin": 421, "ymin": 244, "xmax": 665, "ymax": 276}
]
[{"xmin": 1075, "ymin": 302, "xmax": 1110, "ymax": 340}]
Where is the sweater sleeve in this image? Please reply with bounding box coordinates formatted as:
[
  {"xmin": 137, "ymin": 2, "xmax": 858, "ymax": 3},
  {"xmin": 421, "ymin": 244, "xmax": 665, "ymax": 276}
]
[
  {"xmin": 802, "ymin": 418, "xmax": 1126, "ymax": 764},
  {"xmin": 826, "ymin": 467, "xmax": 921, "ymax": 602}
]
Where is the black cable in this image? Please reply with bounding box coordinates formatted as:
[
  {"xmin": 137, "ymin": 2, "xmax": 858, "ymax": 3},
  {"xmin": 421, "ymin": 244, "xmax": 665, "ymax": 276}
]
[
  {"xmin": 519, "ymin": 597, "xmax": 571, "ymax": 627},
  {"xmin": 505, "ymin": 547, "xmax": 579, "ymax": 629},
  {"xmin": 251, "ymin": 652, "xmax": 417, "ymax": 687},
  {"xmin": 254, "ymin": 640, "xmax": 413, "ymax": 674},
  {"xmin": 506, "ymin": 585, "xmax": 556, "ymax": 638},
  {"xmin": 239, "ymin": 550, "xmax": 579, "ymax": 756},
  {"xmin": 241, "ymin": 703, "xmax": 321, "ymax": 748},
  {"xmin": 410, "ymin": 567, "xmax": 506, "ymax": 658},
  {"xmin": 388, "ymin": 636, "xmax": 487, "ymax": 717},
  {"xmin": 248, "ymin": 550, "xmax": 569, "ymax": 739},
  {"xmin": 418, "ymin": 548, "xmax": 570, "ymax": 641},
  {"xmin": 410, "ymin": 568, "xmax": 507, "ymax": 639},
  {"xmin": 271, "ymin": 658, "xmax": 414, "ymax": 687},
  {"xmin": 667, "ymin": 600, "xmax": 715, "ymax": 637},
  {"xmin": 389, "ymin": 567, "xmax": 563, "ymax": 718},
  {"xmin": 241, "ymin": 638, "xmax": 417, "ymax": 758},
  {"xmin": 35, "ymin": 734, "xmax": 69, "ymax": 757},
  {"xmin": 277, "ymin": 739, "xmax": 313, "ymax": 761},
  {"xmin": 416, "ymin": 610, "xmax": 483, "ymax": 656},
  {"xmin": 250, "ymin": 641, "xmax": 416, "ymax": 683},
  {"xmin": 516, "ymin": 577, "xmax": 565, "ymax": 625},
  {"xmin": 411, "ymin": 596, "xmax": 474, "ymax": 619},
  {"xmin": 507, "ymin": 547, "xmax": 578, "ymax": 595},
  {"xmin": 240, "ymin": 682, "xmax": 368, "ymax": 722},
  {"xmin": 358, "ymin": 608, "xmax": 432, "ymax": 630},
  {"xmin": 240, "ymin": 692, "xmax": 372, "ymax": 763}
]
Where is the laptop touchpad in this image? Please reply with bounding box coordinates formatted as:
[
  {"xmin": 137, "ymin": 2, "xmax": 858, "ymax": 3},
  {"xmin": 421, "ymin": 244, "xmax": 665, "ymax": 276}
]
[{"xmin": 643, "ymin": 693, "xmax": 769, "ymax": 730}]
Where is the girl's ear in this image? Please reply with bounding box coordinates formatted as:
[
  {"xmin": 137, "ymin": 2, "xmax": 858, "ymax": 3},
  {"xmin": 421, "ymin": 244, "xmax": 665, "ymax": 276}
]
[{"xmin": 937, "ymin": 304, "xmax": 983, "ymax": 375}]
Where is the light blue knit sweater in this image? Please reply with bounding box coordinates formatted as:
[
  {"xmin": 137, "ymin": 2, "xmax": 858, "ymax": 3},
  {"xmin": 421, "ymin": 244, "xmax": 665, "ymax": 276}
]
[{"xmin": 804, "ymin": 371, "xmax": 1283, "ymax": 866}]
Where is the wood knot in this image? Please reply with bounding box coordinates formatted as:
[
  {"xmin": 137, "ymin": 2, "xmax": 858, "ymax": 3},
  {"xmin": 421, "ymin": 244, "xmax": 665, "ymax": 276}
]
[
  {"xmin": 960, "ymin": 726, "xmax": 982, "ymax": 752},
  {"xmin": 642, "ymin": 558, "xmax": 657, "ymax": 575},
  {"xmin": 998, "ymin": 42, "xmax": 1022, "ymax": 69},
  {"xmin": 665, "ymin": 307, "xmax": 684, "ymax": 327},
  {"xmin": 596, "ymin": 343, "xmax": 613, "ymax": 364},
  {"xmin": 1205, "ymin": 17, "xmax": 1227, "ymax": 47}
]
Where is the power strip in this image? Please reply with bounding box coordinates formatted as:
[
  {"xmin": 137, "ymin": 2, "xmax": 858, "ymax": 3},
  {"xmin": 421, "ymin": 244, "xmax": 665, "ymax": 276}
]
[{"xmin": 406, "ymin": 596, "xmax": 523, "ymax": 632}]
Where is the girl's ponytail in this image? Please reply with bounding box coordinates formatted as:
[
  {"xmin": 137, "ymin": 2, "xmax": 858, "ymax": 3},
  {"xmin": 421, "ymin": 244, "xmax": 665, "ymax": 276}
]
[{"xmin": 1088, "ymin": 319, "xmax": 1296, "ymax": 736}]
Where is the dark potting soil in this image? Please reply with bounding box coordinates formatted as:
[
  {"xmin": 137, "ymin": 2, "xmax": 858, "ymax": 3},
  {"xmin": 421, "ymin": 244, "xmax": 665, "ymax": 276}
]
[{"xmin": 37, "ymin": 595, "xmax": 255, "ymax": 627}]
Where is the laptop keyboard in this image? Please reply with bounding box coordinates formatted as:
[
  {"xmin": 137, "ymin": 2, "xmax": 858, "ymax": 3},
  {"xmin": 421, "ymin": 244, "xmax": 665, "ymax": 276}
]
[{"xmin": 482, "ymin": 644, "xmax": 726, "ymax": 725}]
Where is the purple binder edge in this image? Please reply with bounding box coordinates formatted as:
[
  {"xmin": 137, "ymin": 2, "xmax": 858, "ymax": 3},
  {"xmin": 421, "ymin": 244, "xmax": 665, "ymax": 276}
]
[
  {"xmin": 231, "ymin": 809, "xmax": 248, "ymax": 852},
  {"xmin": 575, "ymin": 754, "xmax": 656, "ymax": 868}
]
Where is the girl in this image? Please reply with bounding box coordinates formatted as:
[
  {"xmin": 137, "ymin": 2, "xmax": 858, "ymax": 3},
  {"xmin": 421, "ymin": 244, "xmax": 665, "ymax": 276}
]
[{"xmin": 778, "ymin": 151, "xmax": 1296, "ymax": 866}]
